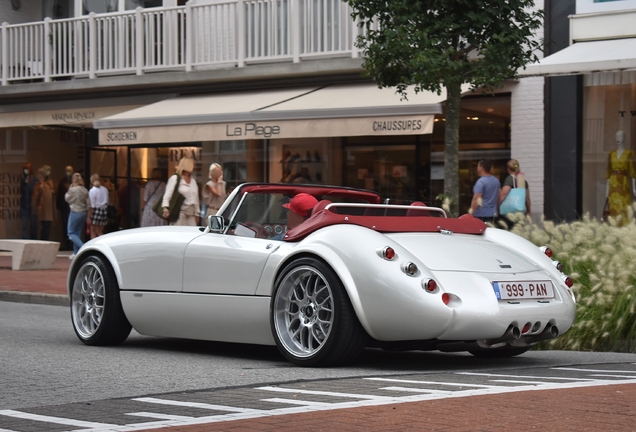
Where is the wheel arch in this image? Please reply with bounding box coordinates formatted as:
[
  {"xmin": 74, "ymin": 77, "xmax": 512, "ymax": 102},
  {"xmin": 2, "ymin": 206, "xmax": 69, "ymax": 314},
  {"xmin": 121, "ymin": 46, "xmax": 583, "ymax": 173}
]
[
  {"xmin": 67, "ymin": 245, "xmax": 123, "ymax": 298},
  {"xmin": 268, "ymin": 246, "xmax": 374, "ymax": 339}
]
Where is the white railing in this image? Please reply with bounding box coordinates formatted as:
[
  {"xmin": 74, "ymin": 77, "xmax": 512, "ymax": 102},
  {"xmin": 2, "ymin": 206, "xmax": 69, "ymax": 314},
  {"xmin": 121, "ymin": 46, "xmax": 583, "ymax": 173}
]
[{"xmin": 0, "ymin": 0, "xmax": 365, "ymax": 86}]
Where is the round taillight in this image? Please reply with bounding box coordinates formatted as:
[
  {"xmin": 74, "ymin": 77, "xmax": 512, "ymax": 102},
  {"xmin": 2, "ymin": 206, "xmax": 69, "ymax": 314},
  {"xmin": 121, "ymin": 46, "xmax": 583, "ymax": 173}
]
[
  {"xmin": 441, "ymin": 293, "xmax": 450, "ymax": 305},
  {"xmin": 562, "ymin": 276, "xmax": 573, "ymax": 288},
  {"xmin": 422, "ymin": 278, "xmax": 437, "ymax": 292},
  {"xmin": 553, "ymin": 261, "xmax": 564, "ymax": 272},
  {"xmin": 382, "ymin": 247, "xmax": 395, "ymax": 260},
  {"xmin": 403, "ymin": 262, "xmax": 418, "ymax": 276},
  {"xmin": 540, "ymin": 246, "xmax": 553, "ymax": 258}
]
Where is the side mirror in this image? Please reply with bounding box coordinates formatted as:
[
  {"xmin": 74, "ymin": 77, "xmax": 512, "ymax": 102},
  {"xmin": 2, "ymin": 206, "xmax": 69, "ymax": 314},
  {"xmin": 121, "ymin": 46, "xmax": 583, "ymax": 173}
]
[{"xmin": 208, "ymin": 215, "xmax": 225, "ymax": 233}]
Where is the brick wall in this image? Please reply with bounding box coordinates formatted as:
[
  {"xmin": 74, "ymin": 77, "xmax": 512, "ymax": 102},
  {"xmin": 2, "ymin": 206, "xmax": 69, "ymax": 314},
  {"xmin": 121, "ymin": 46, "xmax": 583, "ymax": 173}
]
[{"xmin": 511, "ymin": 0, "xmax": 545, "ymax": 220}]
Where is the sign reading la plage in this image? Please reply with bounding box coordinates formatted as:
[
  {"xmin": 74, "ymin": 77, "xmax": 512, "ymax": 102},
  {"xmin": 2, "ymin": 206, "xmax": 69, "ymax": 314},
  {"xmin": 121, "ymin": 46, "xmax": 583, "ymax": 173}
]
[{"xmin": 99, "ymin": 115, "xmax": 434, "ymax": 145}]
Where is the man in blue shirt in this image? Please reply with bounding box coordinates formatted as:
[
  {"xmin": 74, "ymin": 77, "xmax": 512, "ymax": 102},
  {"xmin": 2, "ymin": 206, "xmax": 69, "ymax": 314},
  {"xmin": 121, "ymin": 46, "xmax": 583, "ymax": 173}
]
[{"xmin": 470, "ymin": 159, "xmax": 501, "ymax": 223}]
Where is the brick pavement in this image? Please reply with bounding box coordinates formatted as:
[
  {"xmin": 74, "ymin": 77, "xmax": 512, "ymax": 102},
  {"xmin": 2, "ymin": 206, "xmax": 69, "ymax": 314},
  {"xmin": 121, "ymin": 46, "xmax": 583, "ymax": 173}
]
[
  {"xmin": 0, "ymin": 252, "xmax": 69, "ymax": 305},
  {"xmin": 142, "ymin": 383, "xmax": 636, "ymax": 432},
  {"xmin": 2, "ymin": 252, "xmax": 636, "ymax": 431}
]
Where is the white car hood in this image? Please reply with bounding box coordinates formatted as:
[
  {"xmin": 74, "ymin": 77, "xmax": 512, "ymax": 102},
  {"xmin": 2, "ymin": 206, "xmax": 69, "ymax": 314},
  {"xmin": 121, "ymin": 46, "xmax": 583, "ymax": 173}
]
[{"xmin": 386, "ymin": 233, "xmax": 540, "ymax": 273}]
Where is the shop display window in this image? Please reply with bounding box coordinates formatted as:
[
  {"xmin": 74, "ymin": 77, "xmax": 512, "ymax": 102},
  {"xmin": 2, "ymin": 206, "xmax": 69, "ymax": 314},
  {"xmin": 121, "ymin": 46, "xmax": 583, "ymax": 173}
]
[{"xmin": 582, "ymin": 81, "xmax": 636, "ymax": 223}]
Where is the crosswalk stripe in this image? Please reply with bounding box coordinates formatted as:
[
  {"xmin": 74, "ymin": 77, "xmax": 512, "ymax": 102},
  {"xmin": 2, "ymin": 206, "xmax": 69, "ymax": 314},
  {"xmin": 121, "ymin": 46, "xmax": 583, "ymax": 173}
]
[
  {"xmin": 590, "ymin": 374, "xmax": 636, "ymax": 379},
  {"xmin": 489, "ymin": 379, "xmax": 551, "ymax": 385},
  {"xmin": 0, "ymin": 410, "xmax": 117, "ymax": 428},
  {"xmin": 456, "ymin": 372, "xmax": 597, "ymax": 381},
  {"xmin": 256, "ymin": 386, "xmax": 389, "ymax": 400},
  {"xmin": 553, "ymin": 367, "xmax": 636, "ymax": 374},
  {"xmin": 126, "ymin": 412, "xmax": 194, "ymax": 421},
  {"xmin": 262, "ymin": 398, "xmax": 330, "ymax": 406},
  {"xmin": 365, "ymin": 378, "xmax": 505, "ymax": 388},
  {"xmin": 133, "ymin": 397, "xmax": 261, "ymax": 413},
  {"xmin": 379, "ymin": 386, "xmax": 453, "ymax": 394}
]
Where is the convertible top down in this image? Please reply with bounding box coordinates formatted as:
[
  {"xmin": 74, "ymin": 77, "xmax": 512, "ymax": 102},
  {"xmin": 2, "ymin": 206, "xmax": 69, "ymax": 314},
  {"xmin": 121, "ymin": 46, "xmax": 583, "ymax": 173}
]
[{"xmin": 69, "ymin": 183, "xmax": 576, "ymax": 366}]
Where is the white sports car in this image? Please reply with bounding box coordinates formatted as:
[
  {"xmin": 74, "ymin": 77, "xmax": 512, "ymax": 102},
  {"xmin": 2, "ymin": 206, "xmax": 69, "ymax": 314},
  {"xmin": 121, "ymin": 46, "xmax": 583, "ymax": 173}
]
[{"xmin": 69, "ymin": 183, "xmax": 576, "ymax": 366}]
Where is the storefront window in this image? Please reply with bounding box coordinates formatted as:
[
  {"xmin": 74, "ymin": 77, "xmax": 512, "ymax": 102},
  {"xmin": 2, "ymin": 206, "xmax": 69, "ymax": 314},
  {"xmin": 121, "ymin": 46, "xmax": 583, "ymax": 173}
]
[
  {"xmin": 431, "ymin": 94, "xmax": 511, "ymax": 214},
  {"xmin": 343, "ymin": 143, "xmax": 417, "ymax": 202},
  {"xmin": 583, "ymin": 80, "xmax": 636, "ymax": 223}
]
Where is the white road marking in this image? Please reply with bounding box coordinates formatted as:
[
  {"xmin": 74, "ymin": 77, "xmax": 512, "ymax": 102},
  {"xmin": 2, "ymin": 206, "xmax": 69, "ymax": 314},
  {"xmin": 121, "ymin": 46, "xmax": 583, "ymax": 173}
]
[
  {"xmin": 262, "ymin": 398, "xmax": 330, "ymax": 406},
  {"xmin": 379, "ymin": 386, "xmax": 453, "ymax": 395},
  {"xmin": 590, "ymin": 374, "xmax": 636, "ymax": 379},
  {"xmin": 5, "ymin": 370, "xmax": 636, "ymax": 432},
  {"xmin": 126, "ymin": 412, "xmax": 194, "ymax": 421},
  {"xmin": 365, "ymin": 377, "xmax": 505, "ymax": 388},
  {"xmin": 0, "ymin": 410, "xmax": 117, "ymax": 428},
  {"xmin": 488, "ymin": 379, "xmax": 549, "ymax": 385},
  {"xmin": 256, "ymin": 386, "xmax": 390, "ymax": 400},
  {"xmin": 456, "ymin": 372, "xmax": 597, "ymax": 381},
  {"xmin": 132, "ymin": 397, "xmax": 261, "ymax": 413},
  {"xmin": 553, "ymin": 367, "xmax": 636, "ymax": 374}
]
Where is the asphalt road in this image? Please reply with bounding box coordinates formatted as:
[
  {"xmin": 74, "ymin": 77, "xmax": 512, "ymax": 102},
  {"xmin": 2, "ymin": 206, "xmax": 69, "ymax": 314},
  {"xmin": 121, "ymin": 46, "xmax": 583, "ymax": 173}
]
[{"xmin": 2, "ymin": 301, "xmax": 636, "ymax": 415}]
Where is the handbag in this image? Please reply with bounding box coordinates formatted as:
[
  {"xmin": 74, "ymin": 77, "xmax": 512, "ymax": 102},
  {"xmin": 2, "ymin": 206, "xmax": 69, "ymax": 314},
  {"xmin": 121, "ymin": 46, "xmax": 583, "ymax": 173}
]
[
  {"xmin": 602, "ymin": 198, "xmax": 610, "ymax": 222},
  {"xmin": 153, "ymin": 174, "xmax": 185, "ymax": 223},
  {"xmin": 500, "ymin": 176, "xmax": 527, "ymax": 215},
  {"xmin": 107, "ymin": 204, "xmax": 117, "ymax": 220}
]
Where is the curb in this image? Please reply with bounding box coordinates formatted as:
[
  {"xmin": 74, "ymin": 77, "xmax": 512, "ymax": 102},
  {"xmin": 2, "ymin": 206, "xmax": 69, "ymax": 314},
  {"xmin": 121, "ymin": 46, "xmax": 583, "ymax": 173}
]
[{"xmin": 0, "ymin": 290, "xmax": 68, "ymax": 307}]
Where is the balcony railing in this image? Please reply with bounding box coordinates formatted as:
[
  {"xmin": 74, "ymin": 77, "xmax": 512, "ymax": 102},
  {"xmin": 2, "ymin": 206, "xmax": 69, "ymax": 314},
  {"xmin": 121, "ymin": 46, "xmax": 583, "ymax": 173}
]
[{"xmin": 0, "ymin": 0, "xmax": 366, "ymax": 86}]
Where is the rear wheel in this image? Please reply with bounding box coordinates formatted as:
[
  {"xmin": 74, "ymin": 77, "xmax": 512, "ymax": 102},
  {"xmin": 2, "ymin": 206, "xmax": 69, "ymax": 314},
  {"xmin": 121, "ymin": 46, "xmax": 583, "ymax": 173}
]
[
  {"xmin": 271, "ymin": 257, "xmax": 367, "ymax": 367},
  {"xmin": 469, "ymin": 346, "xmax": 531, "ymax": 358},
  {"xmin": 70, "ymin": 255, "xmax": 132, "ymax": 346}
]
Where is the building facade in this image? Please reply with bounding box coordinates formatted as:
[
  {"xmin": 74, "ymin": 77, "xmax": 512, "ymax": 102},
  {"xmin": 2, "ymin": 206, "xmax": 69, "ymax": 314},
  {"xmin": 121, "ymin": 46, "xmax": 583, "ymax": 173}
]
[
  {"xmin": 0, "ymin": 0, "xmax": 545, "ymax": 242},
  {"xmin": 527, "ymin": 0, "xmax": 636, "ymax": 222}
]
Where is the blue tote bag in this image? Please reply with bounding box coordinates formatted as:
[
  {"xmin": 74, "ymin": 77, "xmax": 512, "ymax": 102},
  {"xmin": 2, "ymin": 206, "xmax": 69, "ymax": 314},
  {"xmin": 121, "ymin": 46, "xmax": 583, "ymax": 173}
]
[{"xmin": 500, "ymin": 176, "xmax": 526, "ymax": 215}]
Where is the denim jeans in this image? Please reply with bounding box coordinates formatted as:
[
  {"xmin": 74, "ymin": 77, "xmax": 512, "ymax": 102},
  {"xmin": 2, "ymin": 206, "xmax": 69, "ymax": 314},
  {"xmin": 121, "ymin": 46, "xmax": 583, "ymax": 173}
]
[{"xmin": 68, "ymin": 211, "xmax": 87, "ymax": 254}]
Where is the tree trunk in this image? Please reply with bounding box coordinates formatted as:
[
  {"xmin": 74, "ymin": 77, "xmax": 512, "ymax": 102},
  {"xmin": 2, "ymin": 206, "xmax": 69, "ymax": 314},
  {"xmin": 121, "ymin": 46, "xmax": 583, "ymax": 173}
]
[{"xmin": 444, "ymin": 81, "xmax": 462, "ymax": 217}]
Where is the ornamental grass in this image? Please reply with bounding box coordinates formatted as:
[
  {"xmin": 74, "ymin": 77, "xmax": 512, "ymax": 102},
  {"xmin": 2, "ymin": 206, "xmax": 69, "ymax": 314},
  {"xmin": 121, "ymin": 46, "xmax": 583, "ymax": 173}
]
[{"xmin": 500, "ymin": 206, "xmax": 636, "ymax": 353}]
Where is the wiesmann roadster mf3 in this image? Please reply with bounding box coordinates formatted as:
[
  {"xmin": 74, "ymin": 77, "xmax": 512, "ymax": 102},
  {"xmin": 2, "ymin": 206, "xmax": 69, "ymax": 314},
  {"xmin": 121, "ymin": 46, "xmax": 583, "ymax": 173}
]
[{"xmin": 69, "ymin": 183, "xmax": 576, "ymax": 366}]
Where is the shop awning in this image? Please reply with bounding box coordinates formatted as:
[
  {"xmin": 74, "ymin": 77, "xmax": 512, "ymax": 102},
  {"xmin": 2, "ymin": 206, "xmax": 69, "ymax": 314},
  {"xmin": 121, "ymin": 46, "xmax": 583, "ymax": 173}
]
[
  {"xmin": 519, "ymin": 38, "xmax": 636, "ymax": 76},
  {"xmin": 94, "ymin": 83, "xmax": 445, "ymax": 145}
]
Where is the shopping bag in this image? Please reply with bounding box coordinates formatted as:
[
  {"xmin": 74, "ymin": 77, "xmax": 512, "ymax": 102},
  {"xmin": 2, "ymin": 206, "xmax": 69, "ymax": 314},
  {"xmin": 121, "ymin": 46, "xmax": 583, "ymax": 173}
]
[
  {"xmin": 152, "ymin": 174, "xmax": 185, "ymax": 223},
  {"xmin": 500, "ymin": 188, "xmax": 526, "ymax": 215}
]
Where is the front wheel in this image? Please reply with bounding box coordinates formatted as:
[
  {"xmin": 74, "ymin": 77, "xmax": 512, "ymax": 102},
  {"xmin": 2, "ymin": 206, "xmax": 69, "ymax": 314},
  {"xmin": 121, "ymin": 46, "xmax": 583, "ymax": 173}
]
[
  {"xmin": 469, "ymin": 346, "xmax": 531, "ymax": 358},
  {"xmin": 70, "ymin": 255, "xmax": 132, "ymax": 346},
  {"xmin": 271, "ymin": 257, "xmax": 367, "ymax": 367}
]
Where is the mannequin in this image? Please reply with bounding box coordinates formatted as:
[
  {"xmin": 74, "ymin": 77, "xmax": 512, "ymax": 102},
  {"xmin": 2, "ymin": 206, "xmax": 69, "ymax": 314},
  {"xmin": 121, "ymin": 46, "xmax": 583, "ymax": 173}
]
[
  {"xmin": 32, "ymin": 165, "xmax": 56, "ymax": 240},
  {"xmin": 57, "ymin": 165, "xmax": 74, "ymax": 248},
  {"xmin": 605, "ymin": 130, "xmax": 636, "ymax": 224}
]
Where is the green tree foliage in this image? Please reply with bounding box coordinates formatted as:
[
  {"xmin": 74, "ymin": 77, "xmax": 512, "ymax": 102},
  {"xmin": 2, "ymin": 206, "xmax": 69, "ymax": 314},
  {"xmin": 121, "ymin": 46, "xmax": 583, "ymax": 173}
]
[{"xmin": 345, "ymin": 0, "xmax": 543, "ymax": 215}]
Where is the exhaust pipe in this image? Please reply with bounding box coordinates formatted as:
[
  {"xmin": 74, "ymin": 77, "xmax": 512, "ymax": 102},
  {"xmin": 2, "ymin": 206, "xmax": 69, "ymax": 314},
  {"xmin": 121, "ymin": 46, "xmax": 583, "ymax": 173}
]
[
  {"xmin": 524, "ymin": 324, "xmax": 559, "ymax": 343},
  {"xmin": 482, "ymin": 325, "xmax": 521, "ymax": 346}
]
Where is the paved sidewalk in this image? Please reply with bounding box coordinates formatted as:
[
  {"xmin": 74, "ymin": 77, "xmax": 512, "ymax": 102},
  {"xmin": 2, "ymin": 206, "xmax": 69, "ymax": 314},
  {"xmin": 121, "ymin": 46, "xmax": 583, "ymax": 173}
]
[{"xmin": 0, "ymin": 252, "xmax": 70, "ymax": 306}]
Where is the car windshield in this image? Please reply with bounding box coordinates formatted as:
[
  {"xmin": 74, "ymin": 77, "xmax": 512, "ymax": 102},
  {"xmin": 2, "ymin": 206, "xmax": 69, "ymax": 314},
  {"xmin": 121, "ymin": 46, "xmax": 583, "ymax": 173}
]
[{"xmin": 221, "ymin": 188, "xmax": 381, "ymax": 239}]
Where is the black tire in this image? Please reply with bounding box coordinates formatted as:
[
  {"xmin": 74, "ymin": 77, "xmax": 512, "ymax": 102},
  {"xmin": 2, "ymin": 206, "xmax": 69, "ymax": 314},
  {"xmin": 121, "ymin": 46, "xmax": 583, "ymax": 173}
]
[
  {"xmin": 70, "ymin": 254, "xmax": 132, "ymax": 346},
  {"xmin": 271, "ymin": 257, "xmax": 367, "ymax": 367},
  {"xmin": 469, "ymin": 346, "xmax": 531, "ymax": 358}
]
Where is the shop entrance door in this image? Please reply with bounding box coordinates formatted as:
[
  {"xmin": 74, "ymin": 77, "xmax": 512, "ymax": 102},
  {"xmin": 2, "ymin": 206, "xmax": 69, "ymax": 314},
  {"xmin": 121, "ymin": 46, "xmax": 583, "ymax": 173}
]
[{"xmin": 344, "ymin": 145, "xmax": 417, "ymax": 202}]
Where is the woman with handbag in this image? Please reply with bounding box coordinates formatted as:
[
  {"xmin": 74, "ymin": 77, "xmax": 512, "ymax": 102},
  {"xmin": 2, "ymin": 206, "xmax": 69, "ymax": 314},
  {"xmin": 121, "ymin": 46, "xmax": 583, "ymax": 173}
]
[
  {"xmin": 499, "ymin": 159, "xmax": 531, "ymax": 229},
  {"xmin": 141, "ymin": 168, "xmax": 168, "ymax": 227},
  {"xmin": 88, "ymin": 173, "xmax": 109, "ymax": 238},
  {"xmin": 201, "ymin": 163, "xmax": 226, "ymax": 224},
  {"xmin": 162, "ymin": 157, "xmax": 200, "ymax": 226}
]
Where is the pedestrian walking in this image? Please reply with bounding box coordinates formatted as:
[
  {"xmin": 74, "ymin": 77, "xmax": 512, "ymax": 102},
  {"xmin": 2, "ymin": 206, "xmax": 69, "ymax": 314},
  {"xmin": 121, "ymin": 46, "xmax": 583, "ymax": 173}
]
[
  {"xmin": 162, "ymin": 157, "xmax": 200, "ymax": 226},
  {"xmin": 65, "ymin": 173, "xmax": 90, "ymax": 259},
  {"xmin": 470, "ymin": 159, "xmax": 500, "ymax": 223},
  {"xmin": 32, "ymin": 165, "xmax": 56, "ymax": 240},
  {"xmin": 141, "ymin": 168, "xmax": 168, "ymax": 227},
  {"xmin": 201, "ymin": 163, "xmax": 226, "ymax": 224},
  {"xmin": 20, "ymin": 162, "xmax": 38, "ymax": 239},
  {"xmin": 88, "ymin": 174, "xmax": 109, "ymax": 238}
]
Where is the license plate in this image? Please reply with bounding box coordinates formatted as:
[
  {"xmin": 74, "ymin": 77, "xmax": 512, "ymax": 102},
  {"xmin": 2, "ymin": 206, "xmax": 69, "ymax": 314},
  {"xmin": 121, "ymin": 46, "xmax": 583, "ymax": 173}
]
[{"xmin": 492, "ymin": 280, "xmax": 555, "ymax": 300}]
